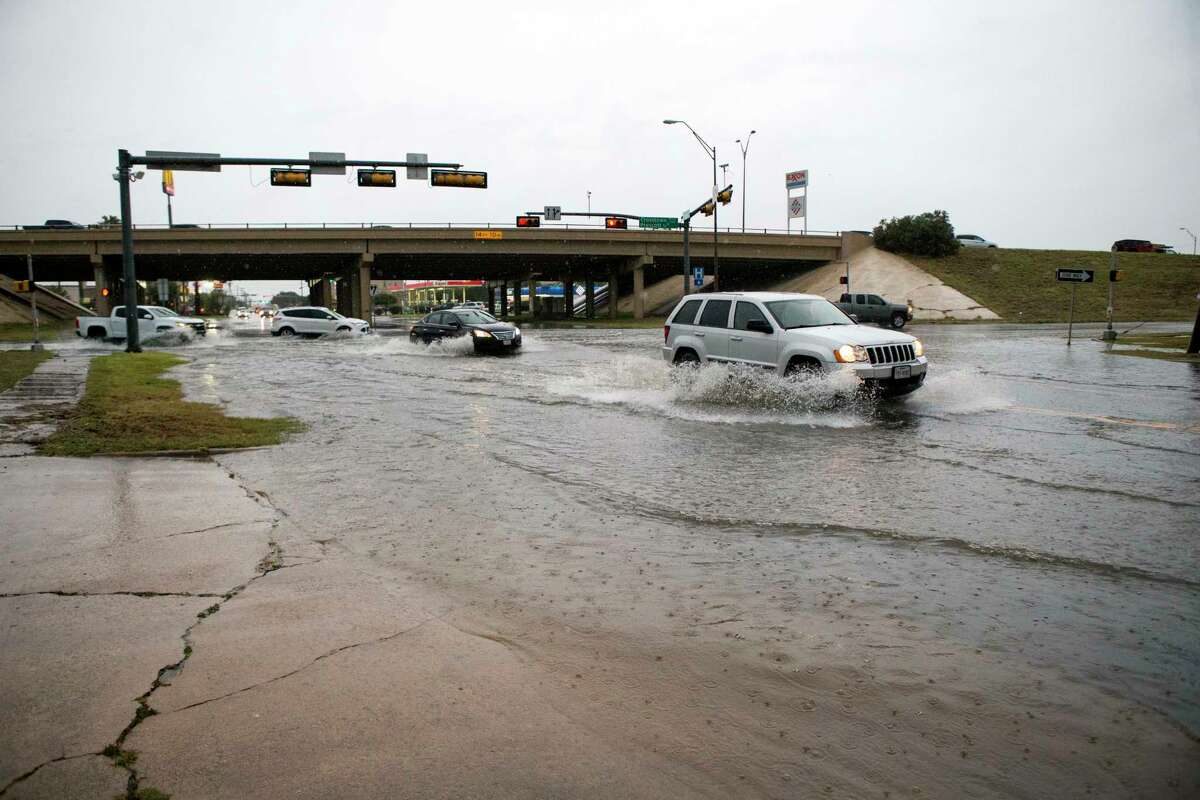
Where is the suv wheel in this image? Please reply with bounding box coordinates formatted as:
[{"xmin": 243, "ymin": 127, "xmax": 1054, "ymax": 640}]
[
  {"xmin": 278, "ymin": 327, "xmax": 295, "ymax": 337},
  {"xmin": 890, "ymin": 313, "xmax": 906, "ymax": 329},
  {"xmin": 673, "ymin": 349, "xmax": 700, "ymax": 367},
  {"xmin": 785, "ymin": 356, "xmax": 822, "ymax": 377}
]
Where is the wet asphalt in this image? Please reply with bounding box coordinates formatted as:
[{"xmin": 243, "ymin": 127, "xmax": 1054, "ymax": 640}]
[{"xmin": 46, "ymin": 319, "xmax": 1200, "ymax": 735}]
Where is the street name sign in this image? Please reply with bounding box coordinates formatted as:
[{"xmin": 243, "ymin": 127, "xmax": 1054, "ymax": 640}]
[
  {"xmin": 639, "ymin": 216, "xmax": 678, "ymax": 229},
  {"xmin": 145, "ymin": 150, "xmax": 222, "ymax": 172},
  {"xmin": 1056, "ymin": 269, "xmax": 1094, "ymax": 283},
  {"xmin": 785, "ymin": 169, "xmax": 808, "ymax": 189},
  {"xmin": 473, "ymin": 230, "xmax": 503, "ymax": 240}
]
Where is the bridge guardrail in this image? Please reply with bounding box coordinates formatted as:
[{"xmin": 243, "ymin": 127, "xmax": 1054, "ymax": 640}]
[{"xmin": 1, "ymin": 222, "xmax": 842, "ymax": 236}]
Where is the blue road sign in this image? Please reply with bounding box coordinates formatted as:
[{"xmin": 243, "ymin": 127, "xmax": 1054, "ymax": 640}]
[{"xmin": 693, "ymin": 267, "xmax": 704, "ymax": 288}]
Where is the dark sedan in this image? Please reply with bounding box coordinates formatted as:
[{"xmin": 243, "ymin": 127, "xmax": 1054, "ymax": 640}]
[{"xmin": 409, "ymin": 309, "xmax": 522, "ymax": 352}]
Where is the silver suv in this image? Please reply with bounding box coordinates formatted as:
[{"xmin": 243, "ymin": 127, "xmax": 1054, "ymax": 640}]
[{"xmin": 662, "ymin": 292, "xmax": 927, "ymax": 396}]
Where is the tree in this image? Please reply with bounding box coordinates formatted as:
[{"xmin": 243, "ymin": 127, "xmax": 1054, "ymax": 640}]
[
  {"xmin": 96, "ymin": 215, "xmax": 120, "ymax": 228},
  {"xmin": 373, "ymin": 291, "xmax": 399, "ymax": 309},
  {"xmin": 271, "ymin": 291, "xmax": 305, "ymax": 309},
  {"xmin": 873, "ymin": 210, "xmax": 960, "ymax": 257}
]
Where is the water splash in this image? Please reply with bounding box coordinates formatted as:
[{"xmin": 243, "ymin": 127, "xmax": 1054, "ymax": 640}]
[{"xmin": 547, "ymin": 356, "xmax": 872, "ymax": 426}]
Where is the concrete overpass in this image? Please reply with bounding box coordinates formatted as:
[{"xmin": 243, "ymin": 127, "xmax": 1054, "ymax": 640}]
[{"xmin": 0, "ymin": 226, "xmax": 858, "ymax": 319}]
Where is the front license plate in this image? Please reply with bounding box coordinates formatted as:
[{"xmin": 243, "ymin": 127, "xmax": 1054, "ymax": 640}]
[
  {"xmin": 503, "ymin": 340, "xmax": 512, "ymax": 346},
  {"xmin": 893, "ymin": 365, "xmax": 911, "ymax": 379}
]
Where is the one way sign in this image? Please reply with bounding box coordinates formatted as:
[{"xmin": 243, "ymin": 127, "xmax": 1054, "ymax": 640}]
[{"xmin": 1056, "ymin": 269, "xmax": 1094, "ymax": 283}]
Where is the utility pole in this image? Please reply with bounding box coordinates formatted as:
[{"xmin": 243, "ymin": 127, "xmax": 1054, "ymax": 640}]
[
  {"xmin": 27, "ymin": 251, "xmax": 43, "ymax": 351},
  {"xmin": 117, "ymin": 150, "xmax": 141, "ymax": 351},
  {"xmin": 736, "ymin": 130, "xmax": 755, "ymax": 232}
]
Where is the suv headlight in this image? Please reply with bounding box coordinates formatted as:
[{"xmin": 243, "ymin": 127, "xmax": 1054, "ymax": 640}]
[
  {"xmin": 834, "ymin": 344, "xmax": 868, "ymax": 363},
  {"xmin": 175, "ymin": 321, "xmax": 190, "ymax": 328},
  {"xmin": 912, "ymin": 339, "xmax": 924, "ymax": 357},
  {"xmin": 471, "ymin": 328, "xmax": 493, "ymax": 338},
  {"xmin": 512, "ymin": 326, "xmax": 521, "ymax": 337}
]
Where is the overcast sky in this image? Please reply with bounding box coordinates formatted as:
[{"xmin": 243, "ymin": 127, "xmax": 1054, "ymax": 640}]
[{"xmin": 2, "ymin": 0, "xmax": 1197, "ymax": 292}]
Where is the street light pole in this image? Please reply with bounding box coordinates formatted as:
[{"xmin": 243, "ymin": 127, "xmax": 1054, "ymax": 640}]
[
  {"xmin": 1181, "ymin": 226, "xmax": 1197, "ymax": 256},
  {"xmin": 736, "ymin": 130, "xmax": 755, "ymax": 233},
  {"xmin": 117, "ymin": 149, "xmax": 141, "ymax": 352},
  {"xmin": 587, "ymin": 191, "xmax": 591, "ymax": 215},
  {"xmin": 664, "ymin": 119, "xmax": 721, "ymax": 290}
]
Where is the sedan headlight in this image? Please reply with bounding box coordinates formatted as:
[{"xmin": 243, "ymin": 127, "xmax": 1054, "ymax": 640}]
[
  {"xmin": 912, "ymin": 339, "xmax": 924, "ymax": 357},
  {"xmin": 511, "ymin": 326, "xmax": 521, "ymax": 337},
  {"xmin": 833, "ymin": 344, "xmax": 869, "ymax": 363},
  {"xmin": 471, "ymin": 328, "xmax": 493, "ymax": 338}
]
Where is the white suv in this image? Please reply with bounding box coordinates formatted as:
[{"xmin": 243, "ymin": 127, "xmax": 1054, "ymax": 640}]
[
  {"xmin": 271, "ymin": 306, "xmax": 371, "ymax": 338},
  {"xmin": 662, "ymin": 292, "xmax": 927, "ymax": 396}
]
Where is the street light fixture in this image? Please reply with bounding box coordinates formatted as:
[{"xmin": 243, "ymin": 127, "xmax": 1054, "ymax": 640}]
[
  {"xmin": 664, "ymin": 119, "xmax": 721, "ymax": 290},
  {"xmin": 719, "ymin": 163, "xmax": 729, "ymax": 185},
  {"xmin": 587, "ymin": 190, "xmax": 591, "ymax": 215},
  {"xmin": 1180, "ymin": 226, "xmax": 1197, "ymax": 256},
  {"xmin": 735, "ymin": 130, "xmax": 756, "ymax": 232}
]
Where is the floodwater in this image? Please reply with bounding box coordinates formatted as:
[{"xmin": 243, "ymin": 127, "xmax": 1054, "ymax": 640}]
[{"xmin": 54, "ymin": 321, "xmax": 1200, "ymax": 794}]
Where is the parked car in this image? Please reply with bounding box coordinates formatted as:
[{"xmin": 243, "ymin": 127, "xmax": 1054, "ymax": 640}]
[
  {"xmin": 833, "ymin": 293, "xmax": 913, "ymax": 329},
  {"xmin": 24, "ymin": 219, "xmax": 86, "ymax": 230},
  {"xmin": 409, "ymin": 308, "xmax": 521, "ymax": 353},
  {"xmin": 956, "ymin": 234, "xmax": 997, "ymax": 248},
  {"xmin": 271, "ymin": 306, "xmax": 370, "ymax": 337},
  {"xmin": 454, "ymin": 301, "xmax": 486, "ymax": 310},
  {"xmin": 76, "ymin": 305, "xmax": 206, "ymax": 341},
  {"xmin": 662, "ymin": 292, "xmax": 927, "ymax": 396},
  {"xmin": 1112, "ymin": 239, "xmax": 1153, "ymax": 252}
]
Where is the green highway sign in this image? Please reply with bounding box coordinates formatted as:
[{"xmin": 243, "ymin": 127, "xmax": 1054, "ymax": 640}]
[{"xmin": 638, "ymin": 216, "xmax": 678, "ymax": 229}]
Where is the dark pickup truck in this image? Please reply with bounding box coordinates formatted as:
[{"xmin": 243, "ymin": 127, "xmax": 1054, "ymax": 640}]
[{"xmin": 834, "ymin": 293, "xmax": 913, "ymax": 329}]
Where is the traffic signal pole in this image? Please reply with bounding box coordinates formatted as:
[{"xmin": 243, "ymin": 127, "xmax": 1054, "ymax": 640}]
[{"xmin": 113, "ymin": 150, "xmax": 470, "ymax": 352}]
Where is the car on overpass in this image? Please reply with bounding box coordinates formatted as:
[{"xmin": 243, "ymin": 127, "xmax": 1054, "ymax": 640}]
[
  {"xmin": 662, "ymin": 292, "xmax": 927, "ymax": 397},
  {"xmin": 271, "ymin": 306, "xmax": 370, "ymax": 338},
  {"xmin": 955, "ymin": 234, "xmax": 997, "ymax": 248},
  {"xmin": 409, "ymin": 308, "xmax": 521, "ymax": 353}
]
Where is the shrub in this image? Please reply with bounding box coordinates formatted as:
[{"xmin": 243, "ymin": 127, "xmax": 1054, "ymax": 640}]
[{"xmin": 873, "ymin": 210, "xmax": 960, "ymax": 257}]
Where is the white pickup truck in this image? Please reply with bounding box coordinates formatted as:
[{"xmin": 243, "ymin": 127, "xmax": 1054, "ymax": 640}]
[{"xmin": 76, "ymin": 306, "xmax": 208, "ymax": 342}]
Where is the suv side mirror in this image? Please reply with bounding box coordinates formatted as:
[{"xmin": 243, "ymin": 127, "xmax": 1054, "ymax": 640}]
[
  {"xmin": 746, "ymin": 319, "xmax": 773, "ymax": 334},
  {"xmin": 848, "ymin": 314, "xmax": 859, "ymax": 323}
]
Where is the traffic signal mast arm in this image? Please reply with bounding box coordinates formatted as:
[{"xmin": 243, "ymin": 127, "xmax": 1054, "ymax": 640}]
[
  {"xmin": 683, "ymin": 184, "xmax": 734, "ymax": 221},
  {"xmin": 136, "ymin": 155, "xmax": 464, "ymax": 170}
]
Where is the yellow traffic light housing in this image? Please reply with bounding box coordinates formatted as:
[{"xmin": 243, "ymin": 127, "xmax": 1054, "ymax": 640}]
[
  {"xmin": 717, "ymin": 188, "xmax": 733, "ymax": 204},
  {"xmin": 605, "ymin": 217, "xmax": 628, "ymax": 229},
  {"xmin": 1109, "ymin": 269, "xmax": 1126, "ymax": 282},
  {"xmin": 357, "ymin": 169, "xmax": 397, "ymax": 187},
  {"xmin": 430, "ymin": 170, "xmax": 488, "ymax": 189},
  {"xmin": 13, "ymin": 280, "xmax": 32, "ymax": 293},
  {"xmin": 270, "ymin": 169, "xmax": 311, "ymax": 187},
  {"xmin": 700, "ymin": 201, "xmax": 715, "ymax": 217}
]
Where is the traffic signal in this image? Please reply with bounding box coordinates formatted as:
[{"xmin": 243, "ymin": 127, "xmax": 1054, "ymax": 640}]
[
  {"xmin": 1109, "ymin": 269, "xmax": 1126, "ymax": 282},
  {"xmin": 100, "ymin": 287, "xmax": 110, "ymax": 298},
  {"xmin": 516, "ymin": 215, "xmax": 541, "ymax": 228},
  {"xmin": 357, "ymin": 169, "xmax": 397, "ymax": 187},
  {"xmin": 431, "ymin": 170, "xmax": 488, "ymax": 189},
  {"xmin": 13, "ymin": 280, "xmax": 32, "ymax": 292},
  {"xmin": 605, "ymin": 217, "xmax": 628, "ymax": 229},
  {"xmin": 700, "ymin": 201, "xmax": 715, "ymax": 217},
  {"xmin": 270, "ymin": 169, "xmax": 311, "ymax": 187},
  {"xmin": 717, "ymin": 187, "xmax": 733, "ymax": 204}
]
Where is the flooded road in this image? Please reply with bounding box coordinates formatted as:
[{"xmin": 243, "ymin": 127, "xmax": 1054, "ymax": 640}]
[{"xmin": 73, "ymin": 321, "xmax": 1200, "ymax": 795}]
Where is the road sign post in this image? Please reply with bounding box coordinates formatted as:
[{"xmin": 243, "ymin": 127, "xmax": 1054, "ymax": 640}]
[{"xmin": 1056, "ymin": 268, "xmax": 1094, "ymax": 346}]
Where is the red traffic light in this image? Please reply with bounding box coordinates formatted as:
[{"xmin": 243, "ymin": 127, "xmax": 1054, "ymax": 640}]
[
  {"xmin": 516, "ymin": 215, "xmax": 541, "ymax": 228},
  {"xmin": 605, "ymin": 217, "xmax": 628, "ymax": 229},
  {"xmin": 100, "ymin": 287, "xmax": 110, "ymax": 297}
]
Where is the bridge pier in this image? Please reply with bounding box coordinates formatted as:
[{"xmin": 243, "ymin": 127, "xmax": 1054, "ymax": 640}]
[
  {"xmin": 584, "ymin": 274, "xmax": 595, "ymax": 319},
  {"xmin": 349, "ymin": 255, "xmax": 372, "ymax": 321},
  {"xmin": 310, "ymin": 277, "xmax": 333, "ymax": 309},
  {"xmin": 608, "ymin": 266, "xmax": 618, "ymax": 320},
  {"xmin": 91, "ymin": 255, "xmax": 110, "ymax": 315},
  {"xmin": 629, "ymin": 255, "xmax": 652, "ymax": 319},
  {"xmin": 529, "ymin": 274, "xmax": 539, "ymax": 318},
  {"xmin": 499, "ymin": 281, "xmax": 508, "ymax": 317},
  {"xmin": 563, "ymin": 276, "xmax": 574, "ymax": 319}
]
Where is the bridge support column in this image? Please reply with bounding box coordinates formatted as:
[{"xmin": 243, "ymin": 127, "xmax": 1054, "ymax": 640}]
[
  {"xmin": 310, "ymin": 277, "xmax": 333, "ymax": 309},
  {"xmin": 585, "ymin": 273, "xmax": 595, "ymax": 319},
  {"xmin": 335, "ymin": 278, "xmax": 352, "ymax": 317},
  {"xmin": 628, "ymin": 255, "xmax": 652, "ymax": 319},
  {"xmin": 353, "ymin": 256, "xmax": 372, "ymax": 321},
  {"xmin": 562, "ymin": 276, "xmax": 574, "ymax": 319},
  {"xmin": 91, "ymin": 255, "xmax": 110, "ymax": 315},
  {"xmin": 487, "ymin": 284, "xmax": 496, "ymax": 315},
  {"xmin": 499, "ymin": 281, "xmax": 508, "ymax": 317},
  {"xmin": 529, "ymin": 274, "xmax": 539, "ymax": 318},
  {"xmin": 608, "ymin": 266, "xmax": 618, "ymax": 320}
]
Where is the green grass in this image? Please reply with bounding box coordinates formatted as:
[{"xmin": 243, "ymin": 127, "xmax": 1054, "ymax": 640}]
[
  {"xmin": 0, "ymin": 349, "xmax": 54, "ymax": 392},
  {"xmin": 0, "ymin": 319, "xmax": 73, "ymax": 342},
  {"xmin": 1106, "ymin": 331, "xmax": 1200, "ymax": 364},
  {"xmin": 906, "ymin": 249, "xmax": 1200, "ymax": 322},
  {"xmin": 41, "ymin": 353, "xmax": 304, "ymax": 456}
]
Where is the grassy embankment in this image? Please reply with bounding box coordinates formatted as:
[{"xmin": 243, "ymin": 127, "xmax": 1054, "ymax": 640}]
[
  {"xmin": 907, "ymin": 249, "xmax": 1199, "ymax": 322},
  {"xmin": 0, "ymin": 349, "xmax": 55, "ymax": 392},
  {"xmin": 0, "ymin": 319, "xmax": 73, "ymax": 342},
  {"xmin": 41, "ymin": 353, "xmax": 304, "ymax": 456},
  {"xmin": 1107, "ymin": 331, "xmax": 1199, "ymax": 364}
]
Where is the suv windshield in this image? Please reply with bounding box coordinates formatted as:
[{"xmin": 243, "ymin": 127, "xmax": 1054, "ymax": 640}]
[
  {"xmin": 764, "ymin": 298, "xmax": 853, "ymax": 329},
  {"xmin": 451, "ymin": 310, "xmax": 498, "ymax": 324}
]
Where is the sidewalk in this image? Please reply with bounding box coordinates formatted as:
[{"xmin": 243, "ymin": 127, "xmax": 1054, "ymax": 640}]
[{"xmin": 0, "ymin": 353, "xmax": 91, "ymax": 457}]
